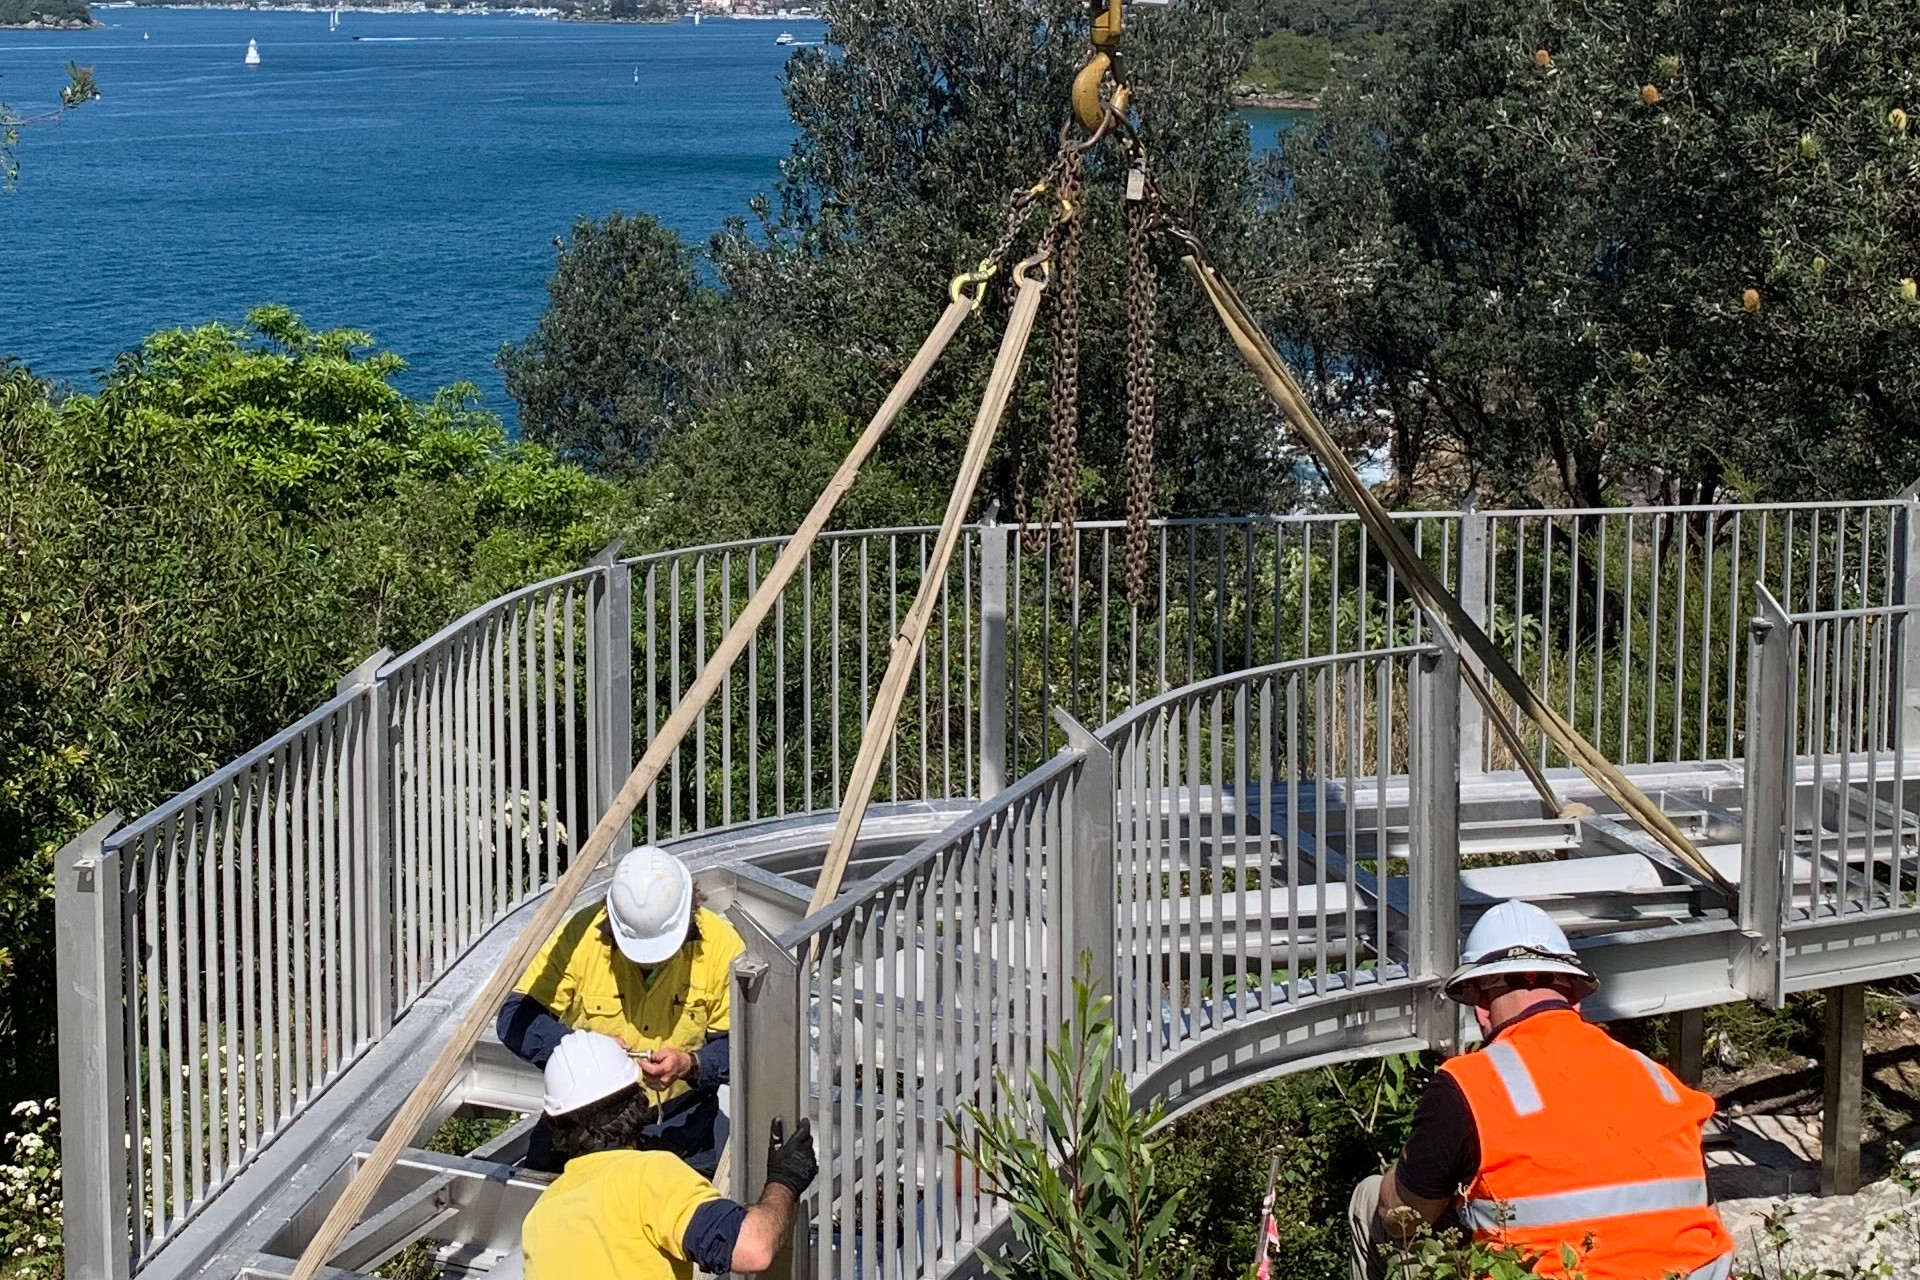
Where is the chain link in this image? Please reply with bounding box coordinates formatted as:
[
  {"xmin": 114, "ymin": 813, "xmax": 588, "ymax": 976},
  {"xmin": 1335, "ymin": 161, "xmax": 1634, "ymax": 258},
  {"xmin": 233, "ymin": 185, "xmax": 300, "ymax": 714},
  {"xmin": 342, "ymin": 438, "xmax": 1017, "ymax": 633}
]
[
  {"xmin": 1044, "ymin": 144, "xmax": 1086, "ymax": 589},
  {"xmin": 1123, "ymin": 167, "xmax": 1160, "ymax": 603}
]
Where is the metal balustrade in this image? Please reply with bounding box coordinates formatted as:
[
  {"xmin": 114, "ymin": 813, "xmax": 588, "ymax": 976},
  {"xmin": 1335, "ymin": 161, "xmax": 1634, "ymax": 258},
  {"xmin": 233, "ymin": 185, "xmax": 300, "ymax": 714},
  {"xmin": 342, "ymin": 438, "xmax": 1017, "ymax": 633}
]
[
  {"xmin": 52, "ymin": 497, "xmax": 1920, "ymax": 1280},
  {"xmin": 1471, "ymin": 501, "xmax": 1907, "ymax": 771}
]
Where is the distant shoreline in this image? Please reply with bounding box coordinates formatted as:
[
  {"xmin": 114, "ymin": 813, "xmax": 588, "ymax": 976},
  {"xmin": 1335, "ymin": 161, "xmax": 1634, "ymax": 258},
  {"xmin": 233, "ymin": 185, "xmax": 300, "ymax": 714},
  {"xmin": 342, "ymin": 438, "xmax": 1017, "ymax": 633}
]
[
  {"xmin": 78, "ymin": 2, "xmax": 823, "ymax": 18},
  {"xmin": 1233, "ymin": 89, "xmax": 1319, "ymax": 111}
]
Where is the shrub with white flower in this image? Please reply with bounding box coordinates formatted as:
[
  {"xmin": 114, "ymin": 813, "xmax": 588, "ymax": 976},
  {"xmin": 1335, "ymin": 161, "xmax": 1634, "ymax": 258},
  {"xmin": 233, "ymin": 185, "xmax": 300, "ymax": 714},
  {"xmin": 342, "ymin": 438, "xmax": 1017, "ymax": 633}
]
[{"xmin": 1, "ymin": 1096, "xmax": 62, "ymax": 1278}]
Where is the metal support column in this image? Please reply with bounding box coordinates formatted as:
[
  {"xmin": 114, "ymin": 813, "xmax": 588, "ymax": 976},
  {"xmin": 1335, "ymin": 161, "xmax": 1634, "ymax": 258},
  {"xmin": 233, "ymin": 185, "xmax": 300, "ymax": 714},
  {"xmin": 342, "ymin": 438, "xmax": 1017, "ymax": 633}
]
[
  {"xmin": 1411, "ymin": 638, "xmax": 1462, "ymax": 1054},
  {"xmin": 56, "ymin": 811, "xmax": 131, "ymax": 1280},
  {"xmin": 1820, "ymin": 983, "xmax": 1866, "ymax": 1196},
  {"xmin": 588, "ymin": 540, "xmax": 634, "ymax": 859},
  {"xmin": 340, "ymin": 650, "xmax": 394, "ymax": 1034},
  {"xmin": 1052, "ymin": 710, "xmax": 1116, "ymax": 1004},
  {"xmin": 1899, "ymin": 489, "xmax": 1920, "ymax": 753},
  {"xmin": 1455, "ymin": 495, "xmax": 1488, "ymax": 778},
  {"xmin": 1667, "ymin": 1008, "xmax": 1705, "ymax": 1087},
  {"xmin": 1739, "ymin": 591, "xmax": 1792, "ymax": 1008},
  {"xmin": 979, "ymin": 513, "xmax": 1009, "ymax": 798},
  {"xmin": 731, "ymin": 917, "xmax": 806, "ymax": 1280}
]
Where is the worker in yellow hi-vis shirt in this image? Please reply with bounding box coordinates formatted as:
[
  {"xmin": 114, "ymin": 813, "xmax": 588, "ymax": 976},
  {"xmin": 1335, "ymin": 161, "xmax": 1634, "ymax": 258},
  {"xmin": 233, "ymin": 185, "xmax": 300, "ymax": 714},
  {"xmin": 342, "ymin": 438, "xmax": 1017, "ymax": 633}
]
[
  {"xmin": 522, "ymin": 1030, "xmax": 817, "ymax": 1280},
  {"xmin": 499, "ymin": 845, "xmax": 746, "ymax": 1175}
]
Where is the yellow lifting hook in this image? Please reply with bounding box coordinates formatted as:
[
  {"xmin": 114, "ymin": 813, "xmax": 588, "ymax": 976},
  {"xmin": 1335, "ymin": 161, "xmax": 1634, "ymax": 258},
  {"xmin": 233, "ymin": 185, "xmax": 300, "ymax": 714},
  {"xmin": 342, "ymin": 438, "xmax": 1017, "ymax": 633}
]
[{"xmin": 1071, "ymin": 0, "xmax": 1128, "ymax": 135}]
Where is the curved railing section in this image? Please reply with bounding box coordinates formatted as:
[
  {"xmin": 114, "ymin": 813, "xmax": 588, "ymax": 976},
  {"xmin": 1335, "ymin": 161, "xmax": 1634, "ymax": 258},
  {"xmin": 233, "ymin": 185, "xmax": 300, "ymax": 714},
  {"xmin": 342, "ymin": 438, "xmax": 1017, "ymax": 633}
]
[{"xmin": 51, "ymin": 496, "xmax": 1917, "ymax": 1279}]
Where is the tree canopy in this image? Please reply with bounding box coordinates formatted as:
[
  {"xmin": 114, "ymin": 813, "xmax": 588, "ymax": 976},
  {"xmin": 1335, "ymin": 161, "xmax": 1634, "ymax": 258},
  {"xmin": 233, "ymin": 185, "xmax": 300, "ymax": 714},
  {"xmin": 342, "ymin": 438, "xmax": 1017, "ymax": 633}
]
[
  {"xmin": 1263, "ymin": 0, "xmax": 1920, "ymax": 506},
  {"xmin": 0, "ymin": 309, "xmax": 620, "ymax": 1088},
  {"xmin": 508, "ymin": 0, "xmax": 1310, "ymax": 544}
]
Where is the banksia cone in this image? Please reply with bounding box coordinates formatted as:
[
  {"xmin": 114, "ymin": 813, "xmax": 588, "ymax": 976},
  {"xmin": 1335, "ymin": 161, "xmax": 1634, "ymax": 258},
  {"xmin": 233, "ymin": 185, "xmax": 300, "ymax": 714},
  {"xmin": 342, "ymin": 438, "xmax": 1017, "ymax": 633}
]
[
  {"xmin": 1813, "ymin": 255, "xmax": 1829, "ymax": 275},
  {"xmin": 1640, "ymin": 84, "xmax": 1662, "ymax": 106},
  {"xmin": 1655, "ymin": 54, "xmax": 1682, "ymax": 79},
  {"xmin": 1893, "ymin": 108, "xmax": 1910, "ymax": 136},
  {"xmin": 1799, "ymin": 133, "xmax": 1819, "ymax": 158},
  {"xmin": 1903, "ymin": 278, "xmax": 1918, "ymax": 302},
  {"xmin": 1743, "ymin": 288, "xmax": 1762, "ymax": 313},
  {"xmin": 1534, "ymin": 48, "xmax": 1552, "ymax": 68}
]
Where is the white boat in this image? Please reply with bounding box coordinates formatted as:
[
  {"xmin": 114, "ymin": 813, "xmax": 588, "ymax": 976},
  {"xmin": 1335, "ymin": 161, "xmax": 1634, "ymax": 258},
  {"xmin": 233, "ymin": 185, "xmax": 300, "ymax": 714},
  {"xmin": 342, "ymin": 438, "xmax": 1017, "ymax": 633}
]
[
  {"xmin": 692, "ymin": 11, "xmax": 700, "ymax": 23},
  {"xmin": 329, "ymin": 9, "xmax": 339, "ymax": 31},
  {"xmin": 245, "ymin": 38, "xmax": 261, "ymax": 66},
  {"xmin": 775, "ymin": 31, "xmax": 794, "ymax": 44}
]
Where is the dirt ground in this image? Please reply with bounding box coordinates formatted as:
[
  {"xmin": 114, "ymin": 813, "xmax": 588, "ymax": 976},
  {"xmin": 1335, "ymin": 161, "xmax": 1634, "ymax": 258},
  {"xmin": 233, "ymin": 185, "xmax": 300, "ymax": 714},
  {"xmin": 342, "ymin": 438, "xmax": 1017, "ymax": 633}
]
[{"xmin": 1702, "ymin": 1002, "xmax": 1920, "ymax": 1273}]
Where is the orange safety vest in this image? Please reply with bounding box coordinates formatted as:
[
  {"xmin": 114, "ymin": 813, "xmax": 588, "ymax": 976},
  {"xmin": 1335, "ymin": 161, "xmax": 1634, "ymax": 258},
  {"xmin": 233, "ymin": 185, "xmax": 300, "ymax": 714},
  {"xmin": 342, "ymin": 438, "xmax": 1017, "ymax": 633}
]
[{"xmin": 1439, "ymin": 1008, "xmax": 1735, "ymax": 1280}]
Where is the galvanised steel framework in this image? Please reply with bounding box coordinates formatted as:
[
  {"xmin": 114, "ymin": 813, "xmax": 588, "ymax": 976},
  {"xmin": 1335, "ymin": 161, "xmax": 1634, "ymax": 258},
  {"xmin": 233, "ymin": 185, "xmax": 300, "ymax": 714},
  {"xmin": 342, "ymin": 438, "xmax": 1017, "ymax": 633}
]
[{"xmin": 54, "ymin": 498, "xmax": 1920, "ymax": 1280}]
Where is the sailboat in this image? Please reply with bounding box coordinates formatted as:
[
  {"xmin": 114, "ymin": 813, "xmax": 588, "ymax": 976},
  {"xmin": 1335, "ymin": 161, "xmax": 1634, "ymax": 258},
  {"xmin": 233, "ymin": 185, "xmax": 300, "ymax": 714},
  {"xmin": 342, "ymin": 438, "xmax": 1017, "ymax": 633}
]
[
  {"xmin": 329, "ymin": 9, "xmax": 339, "ymax": 32},
  {"xmin": 632, "ymin": 67, "xmax": 639, "ymax": 84},
  {"xmin": 245, "ymin": 38, "xmax": 261, "ymax": 66}
]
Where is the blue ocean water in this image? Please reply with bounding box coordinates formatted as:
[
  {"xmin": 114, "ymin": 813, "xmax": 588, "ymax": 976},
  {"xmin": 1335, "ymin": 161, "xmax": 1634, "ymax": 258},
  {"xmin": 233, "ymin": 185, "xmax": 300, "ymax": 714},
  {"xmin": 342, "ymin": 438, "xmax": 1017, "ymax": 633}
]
[
  {"xmin": 0, "ymin": 8, "xmax": 815, "ymax": 408},
  {"xmin": 1, "ymin": 11, "xmax": 1297, "ymax": 414}
]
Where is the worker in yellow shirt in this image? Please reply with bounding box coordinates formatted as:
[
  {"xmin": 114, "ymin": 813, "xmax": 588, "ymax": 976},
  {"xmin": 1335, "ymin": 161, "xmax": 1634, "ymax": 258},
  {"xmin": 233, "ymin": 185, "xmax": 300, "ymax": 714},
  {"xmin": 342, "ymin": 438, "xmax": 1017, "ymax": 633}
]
[
  {"xmin": 499, "ymin": 844, "xmax": 745, "ymax": 1175},
  {"xmin": 522, "ymin": 1030, "xmax": 818, "ymax": 1280}
]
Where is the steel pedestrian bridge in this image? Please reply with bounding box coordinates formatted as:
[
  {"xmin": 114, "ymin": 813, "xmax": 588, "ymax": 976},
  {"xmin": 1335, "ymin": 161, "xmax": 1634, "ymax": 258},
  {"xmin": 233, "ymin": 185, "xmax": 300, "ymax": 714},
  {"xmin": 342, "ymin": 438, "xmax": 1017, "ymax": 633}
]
[{"xmin": 53, "ymin": 500, "xmax": 1920, "ymax": 1280}]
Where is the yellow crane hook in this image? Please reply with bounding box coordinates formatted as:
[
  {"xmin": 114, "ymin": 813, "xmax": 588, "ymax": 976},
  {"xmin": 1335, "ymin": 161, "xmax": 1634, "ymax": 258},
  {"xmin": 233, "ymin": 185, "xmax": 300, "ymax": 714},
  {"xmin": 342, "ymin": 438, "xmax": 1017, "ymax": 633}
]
[{"xmin": 1071, "ymin": 0, "xmax": 1128, "ymax": 135}]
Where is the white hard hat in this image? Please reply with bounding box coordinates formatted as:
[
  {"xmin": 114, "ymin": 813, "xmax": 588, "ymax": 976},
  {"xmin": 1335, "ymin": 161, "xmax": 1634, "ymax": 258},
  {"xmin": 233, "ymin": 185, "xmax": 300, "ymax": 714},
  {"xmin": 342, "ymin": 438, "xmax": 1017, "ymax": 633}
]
[
  {"xmin": 542, "ymin": 1030, "xmax": 638, "ymax": 1116},
  {"xmin": 1444, "ymin": 899, "xmax": 1598, "ymax": 1003},
  {"xmin": 605, "ymin": 845, "xmax": 693, "ymax": 966}
]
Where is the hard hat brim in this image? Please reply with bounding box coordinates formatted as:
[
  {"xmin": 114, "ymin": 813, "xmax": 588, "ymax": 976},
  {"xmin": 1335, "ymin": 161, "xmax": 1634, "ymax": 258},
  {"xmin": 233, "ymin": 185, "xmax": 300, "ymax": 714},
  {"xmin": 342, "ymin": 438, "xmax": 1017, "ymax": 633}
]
[{"xmin": 1443, "ymin": 954, "xmax": 1599, "ymax": 1003}]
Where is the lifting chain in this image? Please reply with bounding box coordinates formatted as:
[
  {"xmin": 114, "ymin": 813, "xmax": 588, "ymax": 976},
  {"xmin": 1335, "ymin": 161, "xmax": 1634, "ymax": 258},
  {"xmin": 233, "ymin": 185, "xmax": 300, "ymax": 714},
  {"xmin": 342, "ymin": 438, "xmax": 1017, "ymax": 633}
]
[
  {"xmin": 1044, "ymin": 140, "xmax": 1086, "ymax": 589},
  {"xmin": 1123, "ymin": 159, "xmax": 1160, "ymax": 602}
]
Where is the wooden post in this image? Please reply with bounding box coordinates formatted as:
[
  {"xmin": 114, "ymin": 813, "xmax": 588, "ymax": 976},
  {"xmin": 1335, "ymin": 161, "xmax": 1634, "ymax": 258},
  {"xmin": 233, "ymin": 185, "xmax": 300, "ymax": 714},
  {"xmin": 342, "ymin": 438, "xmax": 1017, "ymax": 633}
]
[
  {"xmin": 1668, "ymin": 1008, "xmax": 1705, "ymax": 1087},
  {"xmin": 1820, "ymin": 983, "xmax": 1865, "ymax": 1196}
]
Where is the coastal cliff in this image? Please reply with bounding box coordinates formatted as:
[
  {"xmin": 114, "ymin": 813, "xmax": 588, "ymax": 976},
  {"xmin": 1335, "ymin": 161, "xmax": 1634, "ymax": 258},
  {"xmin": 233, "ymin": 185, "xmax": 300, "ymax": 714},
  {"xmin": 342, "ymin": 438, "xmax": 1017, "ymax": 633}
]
[{"xmin": 0, "ymin": 0, "xmax": 96, "ymax": 27}]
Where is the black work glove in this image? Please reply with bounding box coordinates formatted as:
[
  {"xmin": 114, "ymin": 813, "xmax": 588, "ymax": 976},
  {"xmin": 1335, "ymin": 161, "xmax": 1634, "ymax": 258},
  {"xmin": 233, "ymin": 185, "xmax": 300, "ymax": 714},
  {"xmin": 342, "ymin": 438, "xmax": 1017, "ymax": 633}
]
[{"xmin": 765, "ymin": 1118, "xmax": 818, "ymax": 1195}]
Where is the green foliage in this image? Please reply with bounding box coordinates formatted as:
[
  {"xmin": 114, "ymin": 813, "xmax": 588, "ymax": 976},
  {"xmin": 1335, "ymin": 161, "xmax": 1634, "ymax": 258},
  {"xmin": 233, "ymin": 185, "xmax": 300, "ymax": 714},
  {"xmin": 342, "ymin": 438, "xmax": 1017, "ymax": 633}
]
[
  {"xmin": 513, "ymin": 0, "xmax": 1307, "ymax": 538},
  {"xmin": 500, "ymin": 213, "xmax": 728, "ymax": 475},
  {"xmin": 1386, "ymin": 1221, "xmax": 1591, "ymax": 1280},
  {"xmin": 0, "ymin": 0, "xmax": 89, "ymax": 25},
  {"xmin": 1156, "ymin": 1053, "xmax": 1430, "ymax": 1278},
  {"xmin": 953, "ymin": 970, "xmax": 1193, "ymax": 1280},
  {"xmin": 1245, "ymin": 32, "xmax": 1335, "ymax": 96},
  {"xmin": 0, "ymin": 311, "xmax": 620, "ymax": 1092},
  {"xmin": 0, "ymin": 1098, "xmax": 59, "ymax": 1279},
  {"xmin": 1266, "ymin": 0, "xmax": 1920, "ymax": 507},
  {"xmin": 2, "ymin": 63, "xmax": 98, "ymax": 186}
]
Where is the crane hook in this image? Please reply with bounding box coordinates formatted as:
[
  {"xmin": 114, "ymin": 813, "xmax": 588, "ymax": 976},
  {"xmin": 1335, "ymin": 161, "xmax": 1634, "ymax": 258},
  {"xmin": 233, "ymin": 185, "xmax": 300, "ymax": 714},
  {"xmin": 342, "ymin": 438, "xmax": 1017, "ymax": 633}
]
[{"xmin": 1070, "ymin": 0, "xmax": 1125, "ymax": 136}]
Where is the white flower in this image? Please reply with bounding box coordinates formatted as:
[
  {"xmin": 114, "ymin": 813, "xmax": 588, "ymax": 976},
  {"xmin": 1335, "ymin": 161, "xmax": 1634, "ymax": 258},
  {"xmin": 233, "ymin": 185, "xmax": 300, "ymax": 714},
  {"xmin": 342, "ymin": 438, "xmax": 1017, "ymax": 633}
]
[
  {"xmin": 9, "ymin": 1101, "xmax": 38, "ymax": 1118},
  {"xmin": 17, "ymin": 1134, "xmax": 43, "ymax": 1154}
]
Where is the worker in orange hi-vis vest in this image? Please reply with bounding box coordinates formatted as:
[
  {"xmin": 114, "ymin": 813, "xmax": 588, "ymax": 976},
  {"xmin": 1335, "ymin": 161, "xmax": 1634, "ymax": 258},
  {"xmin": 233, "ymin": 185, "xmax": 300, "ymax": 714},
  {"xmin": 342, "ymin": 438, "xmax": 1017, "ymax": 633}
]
[{"xmin": 1349, "ymin": 900, "xmax": 1735, "ymax": 1280}]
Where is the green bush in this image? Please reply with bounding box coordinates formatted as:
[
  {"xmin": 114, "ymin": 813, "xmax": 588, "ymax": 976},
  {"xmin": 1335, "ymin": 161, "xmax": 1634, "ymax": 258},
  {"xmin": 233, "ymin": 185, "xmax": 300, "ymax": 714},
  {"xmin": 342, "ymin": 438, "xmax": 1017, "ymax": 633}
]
[
  {"xmin": 1156, "ymin": 1054, "xmax": 1430, "ymax": 1278},
  {"xmin": 954, "ymin": 972, "xmax": 1194, "ymax": 1280},
  {"xmin": 0, "ymin": 310, "xmax": 624, "ymax": 1097},
  {"xmin": 1245, "ymin": 31, "xmax": 1335, "ymax": 95},
  {"xmin": 0, "ymin": 1098, "xmax": 59, "ymax": 1279}
]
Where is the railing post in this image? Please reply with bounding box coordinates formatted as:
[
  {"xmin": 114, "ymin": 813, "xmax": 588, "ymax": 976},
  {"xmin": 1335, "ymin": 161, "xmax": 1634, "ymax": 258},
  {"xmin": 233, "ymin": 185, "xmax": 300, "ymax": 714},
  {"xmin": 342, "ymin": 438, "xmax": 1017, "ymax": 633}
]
[
  {"xmin": 979, "ymin": 512, "xmax": 1009, "ymax": 799},
  {"xmin": 1410, "ymin": 639, "xmax": 1462, "ymax": 1054},
  {"xmin": 1455, "ymin": 494, "xmax": 1488, "ymax": 778},
  {"xmin": 56, "ymin": 811, "xmax": 131, "ymax": 1280},
  {"xmin": 1739, "ymin": 589, "xmax": 1792, "ymax": 1008},
  {"xmin": 730, "ymin": 917, "xmax": 806, "ymax": 1280},
  {"xmin": 339, "ymin": 649, "xmax": 394, "ymax": 1034},
  {"xmin": 1898, "ymin": 490, "xmax": 1920, "ymax": 753},
  {"xmin": 589, "ymin": 540, "xmax": 634, "ymax": 858},
  {"xmin": 1052, "ymin": 710, "xmax": 1116, "ymax": 1004}
]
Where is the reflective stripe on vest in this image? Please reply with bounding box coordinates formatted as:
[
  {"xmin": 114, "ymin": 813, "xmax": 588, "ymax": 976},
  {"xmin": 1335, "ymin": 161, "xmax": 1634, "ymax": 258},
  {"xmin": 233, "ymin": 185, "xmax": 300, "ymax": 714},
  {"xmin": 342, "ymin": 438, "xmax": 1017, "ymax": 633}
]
[
  {"xmin": 1482, "ymin": 1039, "xmax": 1544, "ymax": 1116},
  {"xmin": 1634, "ymin": 1050, "xmax": 1681, "ymax": 1103},
  {"xmin": 1459, "ymin": 1175, "xmax": 1710, "ymax": 1231}
]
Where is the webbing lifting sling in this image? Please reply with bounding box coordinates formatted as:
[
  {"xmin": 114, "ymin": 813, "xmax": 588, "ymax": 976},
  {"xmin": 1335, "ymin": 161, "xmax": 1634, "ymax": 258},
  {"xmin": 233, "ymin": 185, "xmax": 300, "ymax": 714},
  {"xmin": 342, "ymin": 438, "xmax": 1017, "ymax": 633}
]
[
  {"xmin": 289, "ymin": 292, "xmax": 982, "ymax": 1280},
  {"xmin": 1180, "ymin": 247, "xmax": 1733, "ymax": 898}
]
